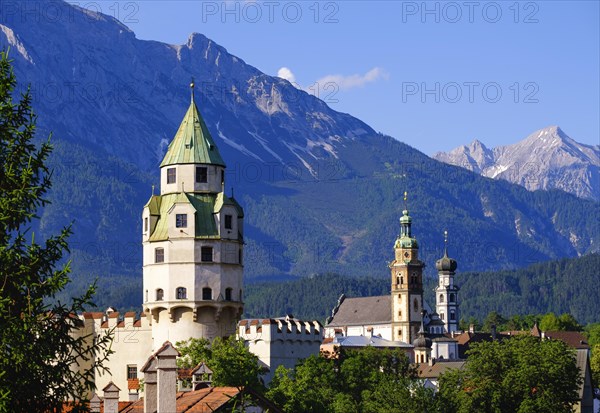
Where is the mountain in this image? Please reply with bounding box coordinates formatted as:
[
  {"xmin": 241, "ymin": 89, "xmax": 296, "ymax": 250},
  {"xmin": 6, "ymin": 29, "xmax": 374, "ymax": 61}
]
[
  {"xmin": 1, "ymin": 1, "xmax": 599, "ymax": 302},
  {"xmin": 434, "ymin": 126, "xmax": 600, "ymax": 201}
]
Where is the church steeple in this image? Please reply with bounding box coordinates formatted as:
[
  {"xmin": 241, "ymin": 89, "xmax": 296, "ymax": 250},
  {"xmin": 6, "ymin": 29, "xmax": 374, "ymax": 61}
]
[
  {"xmin": 390, "ymin": 192, "xmax": 424, "ymax": 345},
  {"xmin": 435, "ymin": 230, "xmax": 459, "ymax": 333}
]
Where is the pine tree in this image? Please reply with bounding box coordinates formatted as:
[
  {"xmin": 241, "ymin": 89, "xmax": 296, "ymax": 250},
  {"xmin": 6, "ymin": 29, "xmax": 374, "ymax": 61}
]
[{"xmin": 0, "ymin": 50, "xmax": 112, "ymax": 412}]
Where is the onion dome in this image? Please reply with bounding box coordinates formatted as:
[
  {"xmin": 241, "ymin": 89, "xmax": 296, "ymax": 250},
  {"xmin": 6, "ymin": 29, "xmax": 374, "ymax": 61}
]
[
  {"xmin": 412, "ymin": 325, "xmax": 432, "ymax": 349},
  {"xmin": 435, "ymin": 230, "xmax": 457, "ymax": 272}
]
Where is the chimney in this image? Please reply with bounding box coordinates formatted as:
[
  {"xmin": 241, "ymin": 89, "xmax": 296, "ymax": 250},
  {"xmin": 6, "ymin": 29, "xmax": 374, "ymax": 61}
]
[
  {"xmin": 141, "ymin": 355, "xmax": 157, "ymax": 413},
  {"xmin": 102, "ymin": 382, "xmax": 120, "ymax": 413},
  {"xmin": 89, "ymin": 393, "xmax": 101, "ymax": 413},
  {"xmin": 491, "ymin": 324, "xmax": 497, "ymax": 341},
  {"xmin": 156, "ymin": 341, "xmax": 181, "ymax": 413}
]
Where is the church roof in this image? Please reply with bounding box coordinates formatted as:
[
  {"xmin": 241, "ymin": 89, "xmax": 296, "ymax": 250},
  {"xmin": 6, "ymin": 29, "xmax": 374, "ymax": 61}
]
[
  {"xmin": 333, "ymin": 335, "xmax": 412, "ymax": 348},
  {"xmin": 326, "ymin": 295, "xmax": 391, "ymax": 327},
  {"xmin": 160, "ymin": 96, "xmax": 225, "ymax": 168}
]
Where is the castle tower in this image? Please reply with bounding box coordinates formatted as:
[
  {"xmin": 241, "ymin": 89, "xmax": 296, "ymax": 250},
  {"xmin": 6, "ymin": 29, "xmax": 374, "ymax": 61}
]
[
  {"xmin": 390, "ymin": 193, "xmax": 425, "ymax": 344},
  {"xmin": 142, "ymin": 82, "xmax": 244, "ymax": 349},
  {"xmin": 435, "ymin": 231, "xmax": 459, "ymax": 333}
]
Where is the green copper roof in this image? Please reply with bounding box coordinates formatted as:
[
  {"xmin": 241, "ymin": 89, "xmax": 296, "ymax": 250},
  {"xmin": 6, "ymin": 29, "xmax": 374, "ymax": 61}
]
[
  {"xmin": 214, "ymin": 193, "xmax": 244, "ymax": 218},
  {"xmin": 394, "ymin": 209, "xmax": 418, "ymax": 249},
  {"xmin": 148, "ymin": 193, "xmax": 220, "ymax": 241},
  {"xmin": 160, "ymin": 97, "xmax": 226, "ymax": 167}
]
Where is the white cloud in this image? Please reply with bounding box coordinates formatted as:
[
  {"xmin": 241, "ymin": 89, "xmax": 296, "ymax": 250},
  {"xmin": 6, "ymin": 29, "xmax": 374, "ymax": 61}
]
[
  {"xmin": 277, "ymin": 67, "xmax": 297, "ymax": 84},
  {"xmin": 314, "ymin": 67, "xmax": 389, "ymax": 91}
]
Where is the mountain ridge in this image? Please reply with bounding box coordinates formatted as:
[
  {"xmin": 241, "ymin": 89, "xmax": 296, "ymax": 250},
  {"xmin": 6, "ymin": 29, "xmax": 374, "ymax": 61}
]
[
  {"xmin": 0, "ymin": 1, "xmax": 598, "ymax": 290},
  {"xmin": 434, "ymin": 126, "xmax": 600, "ymax": 200}
]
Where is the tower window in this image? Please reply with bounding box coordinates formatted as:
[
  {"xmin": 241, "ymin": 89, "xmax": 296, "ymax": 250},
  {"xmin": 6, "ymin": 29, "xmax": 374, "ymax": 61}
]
[
  {"xmin": 167, "ymin": 168, "xmax": 176, "ymax": 184},
  {"xmin": 127, "ymin": 365, "xmax": 137, "ymax": 380},
  {"xmin": 176, "ymin": 214, "xmax": 187, "ymax": 228},
  {"xmin": 225, "ymin": 288, "xmax": 232, "ymax": 301},
  {"xmin": 450, "ymin": 293, "xmax": 456, "ymax": 303},
  {"xmin": 201, "ymin": 246, "xmax": 213, "ymax": 262},
  {"xmin": 413, "ymin": 298, "xmax": 419, "ymax": 311},
  {"xmin": 224, "ymin": 214, "xmax": 233, "ymax": 230},
  {"xmin": 221, "ymin": 170, "xmax": 225, "ymax": 185},
  {"xmin": 439, "ymin": 294, "xmax": 444, "ymax": 303},
  {"xmin": 450, "ymin": 310, "xmax": 456, "ymax": 321},
  {"xmin": 239, "ymin": 289, "xmax": 243, "ymax": 301},
  {"xmin": 196, "ymin": 166, "xmax": 208, "ymax": 183},
  {"xmin": 176, "ymin": 287, "xmax": 187, "ymax": 299},
  {"xmin": 440, "ymin": 312, "xmax": 445, "ymax": 321},
  {"xmin": 156, "ymin": 289, "xmax": 164, "ymax": 301},
  {"xmin": 144, "ymin": 217, "xmax": 148, "ymax": 232},
  {"xmin": 155, "ymin": 248, "xmax": 164, "ymax": 263},
  {"xmin": 202, "ymin": 287, "xmax": 212, "ymax": 300}
]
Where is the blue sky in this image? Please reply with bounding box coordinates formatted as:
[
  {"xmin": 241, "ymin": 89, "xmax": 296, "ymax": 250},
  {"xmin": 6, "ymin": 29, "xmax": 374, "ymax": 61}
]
[{"xmin": 78, "ymin": 1, "xmax": 599, "ymax": 154}]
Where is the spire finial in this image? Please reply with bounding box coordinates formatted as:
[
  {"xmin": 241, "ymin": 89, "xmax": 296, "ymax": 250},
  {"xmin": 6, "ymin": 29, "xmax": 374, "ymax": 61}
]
[
  {"xmin": 403, "ymin": 191, "xmax": 409, "ymax": 213},
  {"xmin": 190, "ymin": 77, "xmax": 195, "ymax": 102},
  {"xmin": 444, "ymin": 230, "xmax": 449, "ymax": 257}
]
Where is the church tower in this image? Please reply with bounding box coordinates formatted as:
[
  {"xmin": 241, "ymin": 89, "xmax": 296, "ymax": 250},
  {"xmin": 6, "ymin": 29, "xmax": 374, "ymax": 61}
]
[
  {"xmin": 391, "ymin": 193, "xmax": 425, "ymax": 344},
  {"xmin": 142, "ymin": 82, "xmax": 244, "ymax": 349},
  {"xmin": 435, "ymin": 231, "xmax": 459, "ymax": 333}
]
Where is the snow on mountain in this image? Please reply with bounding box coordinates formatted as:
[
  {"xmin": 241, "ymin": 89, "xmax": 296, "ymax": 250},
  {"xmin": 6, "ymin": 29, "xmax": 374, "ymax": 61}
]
[{"xmin": 434, "ymin": 126, "xmax": 600, "ymax": 200}]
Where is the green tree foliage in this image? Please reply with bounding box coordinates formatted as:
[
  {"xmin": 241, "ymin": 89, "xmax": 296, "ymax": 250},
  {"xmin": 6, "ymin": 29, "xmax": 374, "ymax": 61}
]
[
  {"xmin": 437, "ymin": 335, "xmax": 581, "ymax": 413},
  {"xmin": 175, "ymin": 336, "xmax": 264, "ymax": 391},
  {"xmin": 539, "ymin": 312, "xmax": 582, "ymax": 332},
  {"xmin": 0, "ymin": 50, "xmax": 112, "ymax": 412},
  {"xmin": 590, "ymin": 345, "xmax": 600, "ymax": 388},
  {"xmin": 459, "ymin": 254, "xmax": 600, "ymax": 325},
  {"xmin": 266, "ymin": 347, "xmax": 436, "ymax": 413}
]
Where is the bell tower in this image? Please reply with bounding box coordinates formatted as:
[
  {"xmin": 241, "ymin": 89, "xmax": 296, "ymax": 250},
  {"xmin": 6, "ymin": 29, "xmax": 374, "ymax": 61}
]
[
  {"xmin": 142, "ymin": 81, "xmax": 244, "ymax": 349},
  {"xmin": 390, "ymin": 193, "xmax": 424, "ymax": 344},
  {"xmin": 435, "ymin": 231, "xmax": 459, "ymax": 333}
]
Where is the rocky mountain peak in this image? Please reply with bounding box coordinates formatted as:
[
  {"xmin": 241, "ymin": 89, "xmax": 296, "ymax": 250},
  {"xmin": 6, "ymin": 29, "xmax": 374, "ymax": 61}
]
[{"xmin": 435, "ymin": 126, "xmax": 600, "ymax": 200}]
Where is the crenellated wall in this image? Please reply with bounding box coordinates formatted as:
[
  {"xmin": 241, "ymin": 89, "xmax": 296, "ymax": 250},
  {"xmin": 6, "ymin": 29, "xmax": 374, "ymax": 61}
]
[{"xmin": 238, "ymin": 316, "xmax": 323, "ymax": 384}]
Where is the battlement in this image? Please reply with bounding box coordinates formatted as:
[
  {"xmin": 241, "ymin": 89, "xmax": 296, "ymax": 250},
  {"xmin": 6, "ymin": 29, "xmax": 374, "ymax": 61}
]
[
  {"xmin": 80, "ymin": 310, "xmax": 150, "ymax": 331},
  {"xmin": 238, "ymin": 315, "xmax": 323, "ymax": 343}
]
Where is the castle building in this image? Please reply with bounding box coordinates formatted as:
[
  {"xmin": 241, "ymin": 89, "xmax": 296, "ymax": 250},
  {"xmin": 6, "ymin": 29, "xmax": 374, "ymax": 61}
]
[
  {"xmin": 142, "ymin": 82, "xmax": 244, "ymax": 348},
  {"xmin": 76, "ymin": 83, "xmax": 245, "ymax": 398}
]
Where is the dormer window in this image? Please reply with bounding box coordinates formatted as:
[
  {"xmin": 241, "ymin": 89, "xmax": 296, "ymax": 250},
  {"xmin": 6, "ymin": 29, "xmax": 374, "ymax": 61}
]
[
  {"xmin": 176, "ymin": 214, "xmax": 187, "ymax": 228},
  {"xmin": 196, "ymin": 166, "xmax": 208, "ymax": 183},
  {"xmin": 167, "ymin": 168, "xmax": 176, "ymax": 184},
  {"xmin": 224, "ymin": 214, "xmax": 233, "ymax": 230}
]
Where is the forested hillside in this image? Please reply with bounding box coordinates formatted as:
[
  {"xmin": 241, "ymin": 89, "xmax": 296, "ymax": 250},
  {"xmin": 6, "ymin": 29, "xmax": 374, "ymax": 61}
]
[{"xmin": 242, "ymin": 254, "xmax": 600, "ymax": 325}]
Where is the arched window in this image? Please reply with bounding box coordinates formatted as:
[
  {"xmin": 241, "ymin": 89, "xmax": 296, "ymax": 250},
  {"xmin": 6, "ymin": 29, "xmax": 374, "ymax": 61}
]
[
  {"xmin": 202, "ymin": 287, "xmax": 212, "ymax": 300},
  {"xmin": 413, "ymin": 298, "xmax": 419, "ymax": 311},
  {"xmin": 225, "ymin": 288, "xmax": 232, "ymax": 301},
  {"xmin": 440, "ymin": 312, "xmax": 445, "ymax": 321},
  {"xmin": 449, "ymin": 293, "xmax": 456, "ymax": 302},
  {"xmin": 156, "ymin": 289, "xmax": 164, "ymax": 301},
  {"xmin": 176, "ymin": 287, "xmax": 186, "ymax": 299},
  {"xmin": 450, "ymin": 310, "xmax": 456, "ymax": 321},
  {"xmin": 396, "ymin": 276, "xmax": 400, "ymax": 285},
  {"xmin": 400, "ymin": 276, "xmax": 404, "ymax": 285},
  {"xmin": 439, "ymin": 294, "xmax": 444, "ymax": 303}
]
